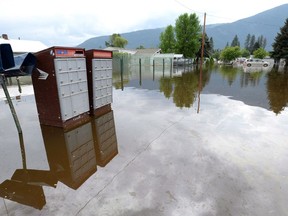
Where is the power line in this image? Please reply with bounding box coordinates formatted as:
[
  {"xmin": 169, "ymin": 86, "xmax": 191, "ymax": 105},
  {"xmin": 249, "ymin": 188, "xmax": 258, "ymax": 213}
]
[{"xmin": 173, "ymin": 0, "xmax": 283, "ymax": 28}]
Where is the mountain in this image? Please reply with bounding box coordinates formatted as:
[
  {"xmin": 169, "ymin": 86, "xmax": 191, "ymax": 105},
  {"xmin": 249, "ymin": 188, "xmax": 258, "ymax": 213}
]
[
  {"xmin": 205, "ymin": 4, "xmax": 288, "ymax": 51},
  {"xmin": 78, "ymin": 4, "xmax": 288, "ymax": 51},
  {"xmin": 78, "ymin": 28, "xmax": 164, "ymax": 50}
]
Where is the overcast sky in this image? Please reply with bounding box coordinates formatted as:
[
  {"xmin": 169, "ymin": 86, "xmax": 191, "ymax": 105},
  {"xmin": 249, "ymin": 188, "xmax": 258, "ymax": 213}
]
[{"xmin": 1, "ymin": 0, "xmax": 287, "ymax": 47}]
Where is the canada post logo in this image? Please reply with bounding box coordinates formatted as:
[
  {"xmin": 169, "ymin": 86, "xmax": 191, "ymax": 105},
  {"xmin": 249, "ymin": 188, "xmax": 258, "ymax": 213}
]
[{"xmin": 56, "ymin": 50, "xmax": 68, "ymax": 55}]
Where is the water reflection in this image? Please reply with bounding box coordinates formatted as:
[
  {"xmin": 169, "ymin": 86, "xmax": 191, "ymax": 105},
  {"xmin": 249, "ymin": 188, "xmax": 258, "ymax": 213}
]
[
  {"xmin": 0, "ymin": 133, "xmax": 56, "ymax": 210},
  {"xmin": 42, "ymin": 109, "xmax": 118, "ymax": 190},
  {"xmin": 240, "ymin": 70, "xmax": 263, "ymax": 87},
  {"xmin": 159, "ymin": 69, "xmax": 209, "ymax": 108},
  {"xmin": 113, "ymin": 62, "xmax": 288, "ymax": 114},
  {"xmin": 93, "ymin": 110, "xmax": 118, "ymax": 167},
  {"xmin": 0, "ymin": 109, "xmax": 118, "ymax": 209},
  {"xmin": 266, "ymin": 68, "xmax": 288, "ymax": 114},
  {"xmin": 218, "ymin": 65, "xmax": 238, "ymax": 86}
]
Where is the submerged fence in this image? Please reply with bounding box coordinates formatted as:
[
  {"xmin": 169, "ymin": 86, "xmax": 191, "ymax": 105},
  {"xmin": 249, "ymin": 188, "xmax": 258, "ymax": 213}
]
[{"xmin": 113, "ymin": 54, "xmax": 193, "ymax": 77}]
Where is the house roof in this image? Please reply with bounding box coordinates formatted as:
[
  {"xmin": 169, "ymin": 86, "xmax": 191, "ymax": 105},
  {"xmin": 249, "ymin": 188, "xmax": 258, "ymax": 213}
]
[
  {"xmin": 103, "ymin": 47, "xmax": 162, "ymax": 56},
  {"xmin": 0, "ymin": 38, "xmax": 48, "ymax": 54},
  {"xmin": 134, "ymin": 48, "xmax": 161, "ymax": 55},
  {"xmin": 104, "ymin": 47, "xmax": 137, "ymax": 54}
]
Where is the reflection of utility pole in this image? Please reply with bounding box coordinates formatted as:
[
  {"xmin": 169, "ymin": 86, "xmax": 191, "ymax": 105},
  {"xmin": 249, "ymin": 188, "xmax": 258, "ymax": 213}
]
[
  {"xmin": 197, "ymin": 12, "xmax": 206, "ymax": 114},
  {"xmin": 139, "ymin": 58, "xmax": 142, "ymax": 86},
  {"xmin": 120, "ymin": 58, "xmax": 124, "ymax": 90}
]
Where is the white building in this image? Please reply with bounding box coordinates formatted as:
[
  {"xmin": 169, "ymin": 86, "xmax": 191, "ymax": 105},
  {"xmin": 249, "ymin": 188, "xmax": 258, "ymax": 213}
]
[{"xmin": 0, "ymin": 34, "xmax": 47, "ymax": 55}]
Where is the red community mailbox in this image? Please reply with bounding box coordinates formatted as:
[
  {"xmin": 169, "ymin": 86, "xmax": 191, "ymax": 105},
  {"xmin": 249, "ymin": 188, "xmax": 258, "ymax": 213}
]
[
  {"xmin": 32, "ymin": 46, "xmax": 90, "ymax": 130},
  {"xmin": 85, "ymin": 49, "xmax": 113, "ymax": 116}
]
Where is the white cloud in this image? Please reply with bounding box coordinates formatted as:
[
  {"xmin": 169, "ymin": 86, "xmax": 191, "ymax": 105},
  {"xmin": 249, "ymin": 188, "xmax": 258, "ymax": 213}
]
[{"xmin": 0, "ymin": 0, "xmax": 287, "ymax": 46}]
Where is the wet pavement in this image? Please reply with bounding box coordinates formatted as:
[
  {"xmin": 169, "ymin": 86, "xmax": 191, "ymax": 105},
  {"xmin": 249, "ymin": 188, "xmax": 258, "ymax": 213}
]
[{"xmin": 1, "ymin": 65, "xmax": 288, "ymax": 216}]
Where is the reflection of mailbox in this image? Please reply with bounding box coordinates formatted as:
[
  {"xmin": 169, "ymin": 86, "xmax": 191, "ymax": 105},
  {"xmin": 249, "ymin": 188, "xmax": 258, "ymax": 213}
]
[
  {"xmin": 41, "ymin": 121, "xmax": 97, "ymax": 189},
  {"xmin": 92, "ymin": 110, "xmax": 118, "ymax": 167},
  {"xmin": 85, "ymin": 49, "xmax": 113, "ymax": 116},
  {"xmin": 32, "ymin": 46, "xmax": 90, "ymax": 129},
  {"xmin": 0, "ymin": 180, "xmax": 45, "ymax": 210}
]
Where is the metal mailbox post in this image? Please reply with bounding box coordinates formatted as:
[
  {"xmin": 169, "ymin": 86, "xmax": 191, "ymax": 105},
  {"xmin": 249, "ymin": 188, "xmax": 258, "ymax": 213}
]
[
  {"xmin": 32, "ymin": 46, "xmax": 90, "ymax": 129},
  {"xmin": 85, "ymin": 49, "xmax": 113, "ymax": 116}
]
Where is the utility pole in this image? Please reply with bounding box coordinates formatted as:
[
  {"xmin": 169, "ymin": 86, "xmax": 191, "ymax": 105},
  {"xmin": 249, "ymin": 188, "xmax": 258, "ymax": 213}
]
[{"xmin": 197, "ymin": 12, "xmax": 206, "ymax": 114}]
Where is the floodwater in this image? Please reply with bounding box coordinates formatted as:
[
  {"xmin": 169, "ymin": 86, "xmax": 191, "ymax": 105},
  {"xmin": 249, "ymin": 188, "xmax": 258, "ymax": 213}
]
[{"xmin": 0, "ymin": 63, "xmax": 288, "ymax": 216}]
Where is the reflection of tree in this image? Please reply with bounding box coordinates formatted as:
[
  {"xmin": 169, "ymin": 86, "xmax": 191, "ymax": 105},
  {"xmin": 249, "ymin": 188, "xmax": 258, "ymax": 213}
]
[
  {"xmin": 240, "ymin": 71, "xmax": 263, "ymax": 87},
  {"xmin": 266, "ymin": 70, "xmax": 288, "ymax": 114},
  {"xmin": 218, "ymin": 66, "xmax": 239, "ymax": 86},
  {"xmin": 159, "ymin": 77, "xmax": 173, "ymax": 98},
  {"xmin": 113, "ymin": 72, "xmax": 130, "ymax": 90},
  {"xmin": 159, "ymin": 68, "xmax": 211, "ymax": 108},
  {"xmin": 173, "ymin": 73, "xmax": 198, "ymax": 108}
]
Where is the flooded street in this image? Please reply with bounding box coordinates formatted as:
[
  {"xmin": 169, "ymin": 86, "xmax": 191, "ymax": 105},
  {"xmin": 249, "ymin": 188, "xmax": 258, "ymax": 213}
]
[{"xmin": 1, "ymin": 64, "xmax": 288, "ymax": 215}]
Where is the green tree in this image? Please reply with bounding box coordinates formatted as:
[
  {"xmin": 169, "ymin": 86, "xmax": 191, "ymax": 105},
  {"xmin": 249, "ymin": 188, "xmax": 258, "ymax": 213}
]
[
  {"xmin": 271, "ymin": 18, "xmax": 288, "ymax": 66},
  {"xmin": 212, "ymin": 49, "xmax": 221, "ymax": 60},
  {"xmin": 220, "ymin": 46, "xmax": 241, "ymax": 63},
  {"xmin": 105, "ymin": 33, "xmax": 128, "ymax": 48},
  {"xmin": 174, "ymin": 13, "xmax": 201, "ymax": 58},
  {"xmin": 136, "ymin": 45, "xmax": 145, "ymax": 49},
  {"xmin": 159, "ymin": 25, "xmax": 176, "ymax": 53},
  {"xmin": 241, "ymin": 48, "xmax": 250, "ymax": 58},
  {"xmin": 231, "ymin": 35, "xmax": 240, "ymax": 47},
  {"xmin": 253, "ymin": 47, "xmax": 268, "ymax": 59}
]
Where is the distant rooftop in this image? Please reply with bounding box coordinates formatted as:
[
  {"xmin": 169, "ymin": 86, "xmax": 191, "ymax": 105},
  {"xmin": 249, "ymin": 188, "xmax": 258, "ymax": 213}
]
[
  {"xmin": 103, "ymin": 47, "xmax": 162, "ymax": 56},
  {"xmin": 0, "ymin": 34, "xmax": 48, "ymax": 54},
  {"xmin": 104, "ymin": 47, "xmax": 137, "ymax": 55},
  {"xmin": 134, "ymin": 48, "xmax": 161, "ymax": 55}
]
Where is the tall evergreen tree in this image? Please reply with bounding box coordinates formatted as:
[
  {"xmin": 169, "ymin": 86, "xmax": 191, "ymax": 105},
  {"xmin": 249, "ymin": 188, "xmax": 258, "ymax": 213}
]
[
  {"xmin": 231, "ymin": 35, "xmax": 240, "ymax": 47},
  {"xmin": 195, "ymin": 33, "xmax": 212, "ymax": 62},
  {"xmin": 209, "ymin": 37, "xmax": 214, "ymax": 53},
  {"xmin": 263, "ymin": 38, "xmax": 267, "ymax": 49},
  {"xmin": 271, "ymin": 18, "xmax": 288, "ymax": 66},
  {"xmin": 256, "ymin": 35, "xmax": 267, "ymax": 49},
  {"xmin": 249, "ymin": 35, "xmax": 256, "ymax": 54},
  {"xmin": 253, "ymin": 42, "xmax": 261, "ymax": 51},
  {"xmin": 257, "ymin": 35, "xmax": 264, "ymax": 48},
  {"xmin": 244, "ymin": 34, "xmax": 251, "ymax": 50}
]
